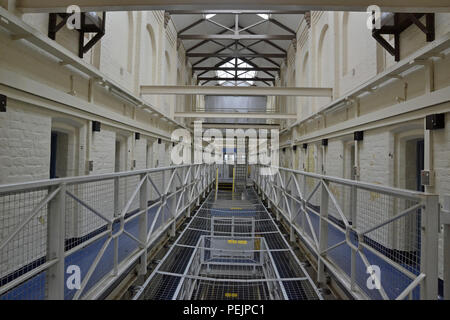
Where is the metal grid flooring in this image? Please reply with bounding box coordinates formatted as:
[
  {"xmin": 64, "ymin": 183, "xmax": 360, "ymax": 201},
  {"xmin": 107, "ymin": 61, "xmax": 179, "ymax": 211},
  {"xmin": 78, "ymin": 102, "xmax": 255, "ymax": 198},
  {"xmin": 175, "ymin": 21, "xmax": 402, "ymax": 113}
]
[{"xmin": 133, "ymin": 188, "xmax": 322, "ymax": 300}]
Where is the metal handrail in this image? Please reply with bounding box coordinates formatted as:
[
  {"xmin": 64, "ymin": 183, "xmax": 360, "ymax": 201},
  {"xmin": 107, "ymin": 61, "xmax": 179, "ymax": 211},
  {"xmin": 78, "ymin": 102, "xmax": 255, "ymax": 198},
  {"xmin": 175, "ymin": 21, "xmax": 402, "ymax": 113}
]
[
  {"xmin": 255, "ymin": 165, "xmax": 433, "ymax": 200},
  {"xmin": 0, "ymin": 163, "xmax": 216, "ymax": 300},
  {"xmin": 251, "ymin": 164, "xmax": 440, "ymax": 300},
  {"xmin": 0, "ymin": 164, "xmax": 199, "ymax": 194}
]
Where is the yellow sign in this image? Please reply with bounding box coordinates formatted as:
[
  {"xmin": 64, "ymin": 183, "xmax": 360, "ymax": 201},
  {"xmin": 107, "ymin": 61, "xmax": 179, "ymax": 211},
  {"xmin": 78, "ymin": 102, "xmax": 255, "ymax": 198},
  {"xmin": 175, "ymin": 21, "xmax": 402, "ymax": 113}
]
[
  {"xmin": 225, "ymin": 293, "xmax": 238, "ymax": 298},
  {"xmin": 227, "ymin": 240, "xmax": 248, "ymax": 245}
]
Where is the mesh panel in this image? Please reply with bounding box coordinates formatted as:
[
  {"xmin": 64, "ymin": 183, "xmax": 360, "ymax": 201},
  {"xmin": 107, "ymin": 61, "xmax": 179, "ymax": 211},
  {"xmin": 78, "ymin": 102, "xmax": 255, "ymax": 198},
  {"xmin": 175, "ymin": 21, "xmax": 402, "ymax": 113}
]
[{"xmin": 137, "ymin": 188, "xmax": 321, "ymax": 301}]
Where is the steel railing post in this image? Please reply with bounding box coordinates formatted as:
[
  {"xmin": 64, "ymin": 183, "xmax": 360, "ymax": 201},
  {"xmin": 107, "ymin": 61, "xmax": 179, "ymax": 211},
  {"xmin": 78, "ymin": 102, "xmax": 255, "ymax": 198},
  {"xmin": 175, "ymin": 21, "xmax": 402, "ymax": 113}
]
[
  {"xmin": 187, "ymin": 166, "xmax": 192, "ymax": 217},
  {"xmin": 289, "ymin": 173, "xmax": 295, "ymax": 242},
  {"xmin": 298, "ymin": 173, "xmax": 306, "ymax": 234},
  {"xmin": 113, "ymin": 236, "xmax": 118, "ymax": 276},
  {"xmin": 317, "ymin": 179, "xmax": 329, "ymax": 285},
  {"xmin": 350, "ymin": 185, "xmax": 357, "ymax": 291},
  {"xmin": 196, "ymin": 166, "xmax": 200, "ymax": 206},
  {"xmin": 46, "ymin": 183, "xmax": 66, "ymax": 300},
  {"xmin": 276, "ymin": 176, "xmax": 280, "ymax": 221},
  {"xmin": 138, "ymin": 173, "xmax": 148, "ymax": 276},
  {"xmin": 442, "ymin": 195, "xmax": 450, "ymax": 300},
  {"xmin": 420, "ymin": 194, "xmax": 439, "ymax": 299},
  {"xmin": 170, "ymin": 169, "xmax": 176, "ymax": 238},
  {"xmin": 114, "ymin": 176, "xmax": 119, "ymax": 217}
]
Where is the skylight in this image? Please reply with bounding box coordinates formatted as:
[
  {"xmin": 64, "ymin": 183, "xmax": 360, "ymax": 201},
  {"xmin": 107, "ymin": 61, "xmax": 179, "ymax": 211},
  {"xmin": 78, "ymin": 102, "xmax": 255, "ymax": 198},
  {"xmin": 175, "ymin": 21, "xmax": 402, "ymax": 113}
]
[
  {"xmin": 216, "ymin": 58, "xmax": 256, "ymax": 86},
  {"xmin": 205, "ymin": 14, "xmax": 216, "ymax": 19},
  {"xmin": 257, "ymin": 14, "xmax": 269, "ymax": 20}
]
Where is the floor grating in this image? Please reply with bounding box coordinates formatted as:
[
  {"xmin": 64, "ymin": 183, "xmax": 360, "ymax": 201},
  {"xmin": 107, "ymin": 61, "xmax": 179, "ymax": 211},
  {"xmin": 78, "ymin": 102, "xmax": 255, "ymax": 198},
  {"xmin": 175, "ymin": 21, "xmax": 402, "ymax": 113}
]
[{"xmin": 133, "ymin": 188, "xmax": 322, "ymax": 300}]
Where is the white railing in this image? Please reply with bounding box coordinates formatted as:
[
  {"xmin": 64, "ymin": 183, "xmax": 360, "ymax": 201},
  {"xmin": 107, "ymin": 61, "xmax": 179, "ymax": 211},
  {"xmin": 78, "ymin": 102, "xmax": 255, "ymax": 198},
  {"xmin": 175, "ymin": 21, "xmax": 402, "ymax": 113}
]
[
  {"xmin": 251, "ymin": 165, "xmax": 440, "ymax": 300},
  {"xmin": 0, "ymin": 164, "xmax": 215, "ymax": 300},
  {"xmin": 175, "ymin": 235, "xmax": 287, "ymax": 300}
]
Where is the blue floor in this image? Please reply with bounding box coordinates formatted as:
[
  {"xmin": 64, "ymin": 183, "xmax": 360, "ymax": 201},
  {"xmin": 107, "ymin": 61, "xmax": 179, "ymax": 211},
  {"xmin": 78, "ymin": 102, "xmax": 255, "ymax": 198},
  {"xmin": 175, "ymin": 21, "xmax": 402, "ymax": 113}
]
[
  {"xmin": 291, "ymin": 201, "xmax": 421, "ymax": 300},
  {"xmin": 1, "ymin": 193, "xmax": 429, "ymax": 300},
  {"xmin": 1, "ymin": 201, "xmax": 172, "ymax": 300}
]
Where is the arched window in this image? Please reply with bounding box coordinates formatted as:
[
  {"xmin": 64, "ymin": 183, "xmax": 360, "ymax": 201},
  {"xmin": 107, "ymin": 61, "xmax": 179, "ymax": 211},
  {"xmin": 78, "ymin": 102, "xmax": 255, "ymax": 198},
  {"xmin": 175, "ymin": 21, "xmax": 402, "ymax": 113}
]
[
  {"xmin": 317, "ymin": 24, "xmax": 332, "ymax": 110},
  {"xmin": 342, "ymin": 12, "xmax": 349, "ymax": 76},
  {"xmin": 107, "ymin": 12, "xmax": 134, "ymax": 75},
  {"xmin": 216, "ymin": 58, "xmax": 256, "ymax": 86},
  {"xmin": 164, "ymin": 51, "xmax": 171, "ymax": 85},
  {"xmin": 301, "ymin": 52, "xmax": 310, "ymax": 117},
  {"xmin": 145, "ymin": 24, "xmax": 157, "ymax": 84},
  {"xmin": 127, "ymin": 12, "xmax": 134, "ymax": 73},
  {"xmin": 317, "ymin": 24, "xmax": 330, "ymax": 86}
]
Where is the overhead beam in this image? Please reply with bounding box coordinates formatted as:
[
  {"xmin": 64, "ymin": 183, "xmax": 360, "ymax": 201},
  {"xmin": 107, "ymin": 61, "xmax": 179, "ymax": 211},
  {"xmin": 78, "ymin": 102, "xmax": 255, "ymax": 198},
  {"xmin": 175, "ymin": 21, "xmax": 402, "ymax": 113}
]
[
  {"xmin": 176, "ymin": 112, "xmax": 296, "ymax": 119},
  {"xmin": 198, "ymin": 123, "xmax": 280, "ymax": 129},
  {"xmin": 268, "ymin": 18, "xmax": 296, "ymax": 34},
  {"xmin": 178, "ymin": 34, "xmax": 295, "ymax": 41},
  {"xmin": 140, "ymin": 85, "xmax": 333, "ymax": 97},
  {"xmin": 15, "ymin": 1, "xmax": 449, "ymax": 13},
  {"xmin": 168, "ymin": 10, "xmax": 307, "ymax": 14},
  {"xmin": 239, "ymin": 24, "xmax": 286, "ymax": 54},
  {"xmin": 187, "ymin": 53, "xmax": 286, "ymax": 58},
  {"xmin": 238, "ymin": 56, "xmax": 278, "ymax": 77},
  {"xmin": 197, "ymin": 77, "xmax": 275, "ymax": 82},
  {"xmin": 178, "ymin": 18, "xmax": 205, "ymax": 34},
  {"xmin": 193, "ymin": 67, "xmax": 280, "ymax": 72},
  {"xmin": 186, "ymin": 24, "xmax": 233, "ymax": 53}
]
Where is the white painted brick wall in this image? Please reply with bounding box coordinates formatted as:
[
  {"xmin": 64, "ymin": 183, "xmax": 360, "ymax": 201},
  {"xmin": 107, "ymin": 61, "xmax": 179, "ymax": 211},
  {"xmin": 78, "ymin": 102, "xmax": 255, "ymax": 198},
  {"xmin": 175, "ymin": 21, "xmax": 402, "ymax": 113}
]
[
  {"xmin": 73, "ymin": 128, "xmax": 116, "ymax": 238},
  {"xmin": 134, "ymin": 139, "xmax": 148, "ymax": 170},
  {"xmin": 0, "ymin": 103, "xmax": 51, "ymax": 184},
  {"xmin": 0, "ymin": 103, "xmax": 51, "ymax": 276},
  {"xmin": 357, "ymin": 130, "xmax": 395, "ymax": 247}
]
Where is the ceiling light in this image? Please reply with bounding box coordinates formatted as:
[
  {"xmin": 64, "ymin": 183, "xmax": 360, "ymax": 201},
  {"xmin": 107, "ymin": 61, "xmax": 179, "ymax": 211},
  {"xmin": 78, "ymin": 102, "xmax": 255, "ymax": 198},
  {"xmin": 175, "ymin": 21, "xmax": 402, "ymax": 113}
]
[
  {"xmin": 257, "ymin": 14, "xmax": 269, "ymax": 20},
  {"xmin": 205, "ymin": 14, "xmax": 216, "ymax": 19}
]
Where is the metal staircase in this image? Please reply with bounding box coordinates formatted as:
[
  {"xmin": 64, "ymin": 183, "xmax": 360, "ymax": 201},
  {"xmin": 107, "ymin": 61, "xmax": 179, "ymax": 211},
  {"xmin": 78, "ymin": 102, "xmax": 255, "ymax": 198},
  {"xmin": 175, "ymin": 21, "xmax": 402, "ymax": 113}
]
[{"xmin": 234, "ymin": 164, "xmax": 248, "ymax": 192}]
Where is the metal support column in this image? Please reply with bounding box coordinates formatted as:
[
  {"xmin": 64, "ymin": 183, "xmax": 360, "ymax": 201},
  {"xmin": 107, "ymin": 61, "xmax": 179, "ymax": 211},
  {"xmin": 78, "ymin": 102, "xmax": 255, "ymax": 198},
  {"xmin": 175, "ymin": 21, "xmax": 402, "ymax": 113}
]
[
  {"xmin": 138, "ymin": 173, "xmax": 149, "ymax": 276},
  {"xmin": 114, "ymin": 177, "xmax": 119, "ymax": 217},
  {"xmin": 170, "ymin": 169, "xmax": 176, "ymax": 238},
  {"xmin": 442, "ymin": 195, "xmax": 450, "ymax": 300},
  {"xmin": 317, "ymin": 180, "xmax": 329, "ymax": 285},
  {"xmin": 420, "ymin": 194, "xmax": 439, "ymax": 299},
  {"xmin": 46, "ymin": 184, "xmax": 66, "ymax": 300}
]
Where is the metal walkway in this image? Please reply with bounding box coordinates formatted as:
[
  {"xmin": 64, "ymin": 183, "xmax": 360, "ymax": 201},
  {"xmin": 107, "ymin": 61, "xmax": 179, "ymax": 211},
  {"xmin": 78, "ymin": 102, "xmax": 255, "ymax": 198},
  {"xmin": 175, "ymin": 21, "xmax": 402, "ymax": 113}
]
[{"xmin": 133, "ymin": 188, "xmax": 323, "ymax": 300}]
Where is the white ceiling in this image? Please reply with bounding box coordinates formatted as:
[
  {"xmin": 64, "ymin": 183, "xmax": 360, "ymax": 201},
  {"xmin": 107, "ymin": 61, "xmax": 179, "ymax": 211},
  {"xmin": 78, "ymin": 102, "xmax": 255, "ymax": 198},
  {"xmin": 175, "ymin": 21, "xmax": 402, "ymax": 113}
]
[{"xmin": 171, "ymin": 13, "xmax": 304, "ymax": 86}]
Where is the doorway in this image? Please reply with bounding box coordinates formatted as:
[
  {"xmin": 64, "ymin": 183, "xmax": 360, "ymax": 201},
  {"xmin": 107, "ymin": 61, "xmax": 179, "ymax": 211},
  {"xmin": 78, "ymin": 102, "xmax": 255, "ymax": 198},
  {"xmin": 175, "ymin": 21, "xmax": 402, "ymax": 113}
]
[
  {"xmin": 50, "ymin": 131, "xmax": 69, "ymax": 179},
  {"xmin": 404, "ymin": 138, "xmax": 424, "ymax": 192}
]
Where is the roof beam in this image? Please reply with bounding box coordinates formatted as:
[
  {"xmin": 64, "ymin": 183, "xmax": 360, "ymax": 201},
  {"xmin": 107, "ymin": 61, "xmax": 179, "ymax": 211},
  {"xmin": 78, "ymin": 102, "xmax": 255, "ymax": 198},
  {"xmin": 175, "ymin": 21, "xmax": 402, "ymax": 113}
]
[
  {"xmin": 197, "ymin": 77, "xmax": 275, "ymax": 82},
  {"xmin": 237, "ymin": 45, "xmax": 280, "ymax": 68},
  {"xmin": 198, "ymin": 123, "xmax": 280, "ymax": 129},
  {"xmin": 191, "ymin": 46, "xmax": 235, "ymax": 67},
  {"xmin": 179, "ymin": 34, "xmax": 295, "ymax": 41},
  {"xmin": 178, "ymin": 18, "xmax": 205, "ymax": 34},
  {"xmin": 237, "ymin": 56, "xmax": 277, "ymax": 78},
  {"xmin": 186, "ymin": 24, "xmax": 233, "ymax": 53},
  {"xmin": 187, "ymin": 53, "xmax": 286, "ymax": 58},
  {"xmin": 195, "ymin": 57, "xmax": 234, "ymax": 77},
  {"xmin": 237, "ymin": 24, "xmax": 286, "ymax": 62},
  {"xmin": 140, "ymin": 85, "xmax": 333, "ymax": 97},
  {"xmin": 176, "ymin": 112, "xmax": 297, "ymax": 119},
  {"xmin": 193, "ymin": 67, "xmax": 280, "ymax": 72},
  {"xmin": 168, "ymin": 10, "xmax": 307, "ymax": 14},
  {"xmin": 16, "ymin": 1, "xmax": 449, "ymax": 13},
  {"xmin": 268, "ymin": 18, "xmax": 296, "ymax": 34}
]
